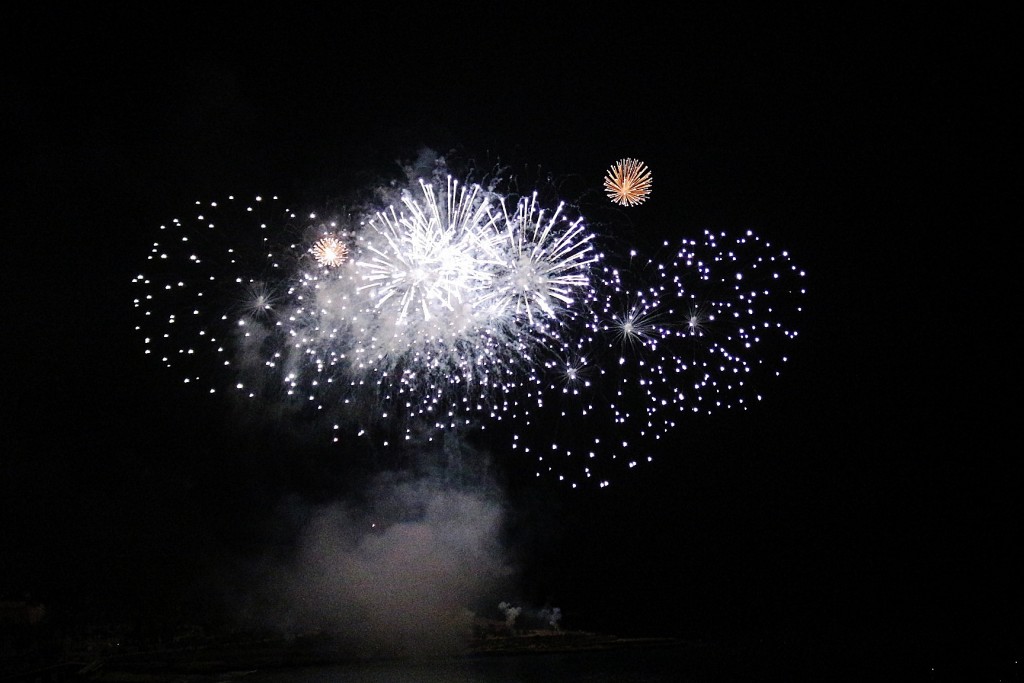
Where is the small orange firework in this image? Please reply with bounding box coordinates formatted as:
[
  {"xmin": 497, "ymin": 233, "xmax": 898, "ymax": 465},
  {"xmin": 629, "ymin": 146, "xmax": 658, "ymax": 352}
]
[
  {"xmin": 311, "ymin": 236, "xmax": 348, "ymax": 267},
  {"xmin": 604, "ymin": 158, "xmax": 652, "ymax": 207}
]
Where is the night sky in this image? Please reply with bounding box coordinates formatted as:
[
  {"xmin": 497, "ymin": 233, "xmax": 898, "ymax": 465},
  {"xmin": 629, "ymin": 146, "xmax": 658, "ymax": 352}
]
[{"xmin": 3, "ymin": 5, "xmax": 1016, "ymax": 677}]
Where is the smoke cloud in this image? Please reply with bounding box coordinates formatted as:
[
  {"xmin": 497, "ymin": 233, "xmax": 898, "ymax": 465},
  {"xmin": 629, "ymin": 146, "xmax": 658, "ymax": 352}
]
[{"xmin": 234, "ymin": 456, "xmax": 515, "ymax": 658}]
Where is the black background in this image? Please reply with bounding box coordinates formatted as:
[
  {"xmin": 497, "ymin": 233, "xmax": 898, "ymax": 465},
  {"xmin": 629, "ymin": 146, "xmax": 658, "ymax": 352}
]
[{"xmin": 2, "ymin": 5, "xmax": 1016, "ymax": 677}]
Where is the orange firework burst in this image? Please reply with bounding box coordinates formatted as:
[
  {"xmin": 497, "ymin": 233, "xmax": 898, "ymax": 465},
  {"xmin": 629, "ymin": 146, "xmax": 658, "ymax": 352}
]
[
  {"xmin": 311, "ymin": 236, "xmax": 348, "ymax": 267},
  {"xmin": 604, "ymin": 158, "xmax": 652, "ymax": 207}
]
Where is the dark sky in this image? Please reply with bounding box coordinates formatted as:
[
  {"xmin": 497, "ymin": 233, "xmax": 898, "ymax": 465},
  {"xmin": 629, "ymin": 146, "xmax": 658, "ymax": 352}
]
[{"xmin": 2, "ymin": 5, "xmax": 1015, "ymax": 674}]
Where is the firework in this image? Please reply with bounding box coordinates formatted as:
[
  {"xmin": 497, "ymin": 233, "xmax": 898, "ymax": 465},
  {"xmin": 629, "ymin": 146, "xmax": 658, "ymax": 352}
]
[
  {"xmin": 132, "ymin": 159, "xmax": 804, "ymax": 488},
  {"xmin": 131, "ymin": 194, "xmax": 298, "ymax": 397},
  {"xmin": 298, "ymin": 176, "xmax": 599, "ymax": 419},
  {"xmin": 604, "ymin": 158, "xmax": 653, "ymax": 207},
  {"xmin": 486, "ymin": 229, "xmax": 807, "ymax": 487},
  {"xmin": 312, "ymin": 236, "xmax": 349, "ymax": 267}
]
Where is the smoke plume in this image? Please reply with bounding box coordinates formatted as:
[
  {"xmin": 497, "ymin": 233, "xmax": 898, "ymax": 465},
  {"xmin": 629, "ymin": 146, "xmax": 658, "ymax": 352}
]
[{"xmin": 235, "ymin": 457, "xmax": 515, "ymax": 658}]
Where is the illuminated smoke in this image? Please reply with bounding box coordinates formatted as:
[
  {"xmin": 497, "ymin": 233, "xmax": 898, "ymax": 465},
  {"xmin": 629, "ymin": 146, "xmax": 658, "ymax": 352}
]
[
  {"xmin": 237, "ymin": 466, "xmax": 514, "ymax": 657},
  {"xmin": 498, "ymin": 601, "xmax": 522, "ymax": 631}
]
